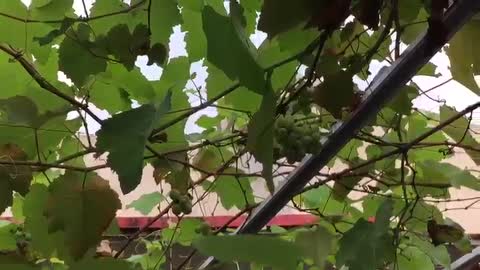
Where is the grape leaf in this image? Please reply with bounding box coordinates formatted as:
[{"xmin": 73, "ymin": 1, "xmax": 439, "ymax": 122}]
[
  {"xmin": 88, "ymin": 80, "xmax": 132, "ymax": 114},
  {"xmin": 312, "ymin": 70, "xmax": 354, "ymax": 118},
  {"xmin": 70, "ymin": 258, "xmax": 133, "ymax": 270},
  {"xmin": 202, "ymin": 5, "xmax": 266, "ymax": 93},
  {"xmin": 29, "ymin": 0, "xmax": 74, "ymax": 20},
  {"xmin": 96, "ymin": 92, "xmax": 172, "ymax": 194},
  {"xmin": 203, "ymin": 168, "xmax": 254, "ymax": 210},
  {"xmin": 408, "ymin": 235, "xmax": 451, "ymax": 268},
  {"xmin": 397, "ymin": 247, "xmax": 434, "ymax": 270},
  {"xmin": 100, "ymin": 64, "xmax": 156, "ymax": 103},
  {"xmin": 258, "ymin": 0, "xmax": 312, "ymax": 38},
  {"xmin": 194, "ymin": 235, "xmax": 303, "ymax": 270},
  {"xmin": 0, "ymin": 96, "xmax": 71, "ymax": 127},
  {"xmin": 247, "ymin": 89, "xmax": 276, "ymax": 193},
  {"xmin": 398, "ymin": 0, "xmax": 422, "ymax": 23},
  {"xmin": 127, "ymin": 192, "xmax": 165, "ymax": 215},
  {"xmin": 181, "ymin": 7, "xmax": 206, "ymax": 61},
  {"xmin": 58, "ymin": 24, "xmax": 107, "ymax": 87},
  {"xmin": 387, "ymin": 85, "xmax": 418, "ymax": 115},
  {"xmin": 419, "ymin": 160, "xmax": 480, "ymax": 190},
  {"xmin": 0, "ymin": 254, "xmax": 39, "ymax": 270},
  {"xmin": 257, "ymin": 39, "xmax": 299, "ymax": 91},
  {"xmin": 295, "ymin": 226, "xmax": 335, "ymax": 270},
  {"xmin": 0, "ymin": 224, "xmax": 16, "ymax": 251},
  {"xmin": 162, "ymin": 218, "xmax": 204, "ymax": 246},
  {"xmin": 89, "ymin": 0, "xmax": 132, "ymax": 36},
  {"xmin": 0, "ymin": 1, "xmax": 28, "ymax": 48},
  {"xmin": 206, "ymin": 62, "xmax": 261, "ymax": 112},
  {"xmin": 336, "ymin": 200, "xmax": 395, "ymax": 270},
  {"xmin": 0, "ymin": 144, "xmax": 32, "ymax": 214},
  {"xmin": 440, "ymin": 105, "xmax": 480, "ymax": 165},
  {"xmin": 150, "ymin": 0, "xmax": 182, "ymax": 46},
  {"xmin": 45, "ymin": 172, "xmax": 121, "ymax": 259},
  {"xmin": 24, "ymin": 184, "xmax": 58, "ymax": 257},
  {"xmin": 34, "ymin": 17, "xmax": 75, "ymax": 46},
  {"xmin": 352, "ymin": 0, "xmax": 383, "ymax": 29},
  {"xmin": 0, "ymin": 50, "xmax": 31, "ymax": 99},
  {"xmin": 446, "ymin": 20, "xmax": 480, "ymax": 95}
]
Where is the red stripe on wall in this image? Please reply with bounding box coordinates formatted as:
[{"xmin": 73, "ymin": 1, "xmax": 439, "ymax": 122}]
[{"xmin": 2, "ymin": 215, "xmax": 318, "ymax": 229}]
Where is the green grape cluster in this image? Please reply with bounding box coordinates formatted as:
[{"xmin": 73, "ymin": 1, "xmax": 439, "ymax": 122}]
[
  {"xmin": 10, "ymin": 226, "xmax": 31, "ymax": 251},
  {"xmin": 169, "ymin": 190, "xmax": 193, "ymax": 216},
  {"xmin": 274, "ymin": 115, "xmax": 323, "ymax": 164}
]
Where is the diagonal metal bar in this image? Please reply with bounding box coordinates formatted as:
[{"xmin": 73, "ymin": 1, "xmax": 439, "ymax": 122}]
[{"xmin": 197, "ymin": 0, "xmax": 480, "ymax": 268}]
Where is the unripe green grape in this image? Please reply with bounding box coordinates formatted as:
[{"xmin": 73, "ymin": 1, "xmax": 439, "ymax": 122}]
[
  {"xmin": 195, "ymin": 223, "xmax": 211, "ymax": 235},
  {"xmin": 169, "ymin": 190, "xmax": 182, "ymax": 202},
  {"xmin": 24, "ymin": 233, "xmax": 31, "ymax": 241},
  {"xmin": 276, "ymin": 127, "xmax": 288, "ymax": 139},
  {"xmin": 172, "ymin": 204, "xmax": 183, "ymax": 216},
  {"xmin": 182, "ymin": 200, "xmax": 193, "ymax": 215}
]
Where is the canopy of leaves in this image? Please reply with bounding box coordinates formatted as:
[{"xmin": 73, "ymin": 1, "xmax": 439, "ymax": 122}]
[{"xmin": 0, "ymin": 0, "xmax": 479, "ymax": 269}]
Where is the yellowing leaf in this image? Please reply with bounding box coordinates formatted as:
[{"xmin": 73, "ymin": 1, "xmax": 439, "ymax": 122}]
[
  {"xmin": 0, "ymin": 144, "xmax": 32, "ymax": 214},
  {"xmin": 45, "ymin": 172, "xmax": 121, "ymax": 259}
]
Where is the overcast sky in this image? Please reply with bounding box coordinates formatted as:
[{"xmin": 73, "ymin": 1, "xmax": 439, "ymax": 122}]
[{"xmin": 21, "ymin": 0, "xmax": 480, "ymax": 133}]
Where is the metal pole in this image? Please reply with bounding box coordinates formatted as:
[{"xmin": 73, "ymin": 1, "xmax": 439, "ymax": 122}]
[{"xmin": 198, "ymin": 0, "xmax": 480, "ymax": 268}]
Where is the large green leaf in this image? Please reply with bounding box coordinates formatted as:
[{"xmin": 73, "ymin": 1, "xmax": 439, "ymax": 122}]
[
  {"xmin": 0, "ymin": 50, "xmax": 31, "ymax": 99},
  {"xmin": 203, "ymin": 168, "xmax": 255, "ymax": 210},
  {"xmin": 0, "ymin": 144, "xmax": 32, "ymax": 214},
  {"xmin": 96, "ymin": 92, "xmax": 171, "ymax": 194},
  {"xmin": 150, "ymin": 0, "xmax": 182, "ymax": 46},
  {"xmin": 336, "ymin": 200, "xmax": 395, "ymax": 270},
  {"xmin": 45, "ymin": 172, "xmax": 121, "ymax": 259},
  {"xmin": 89, "ymin": 0, "xmax": 132, "ymax": 35},
  {"xmin": 447, "ymin": 20, "xmax": 480, "ymax": 95},
  {"xmin": 258, "ymin": 0, "xmax": 312, "ymax": 38},
  {"xmin": 194, "ymin": 235, "xmax": 303, "ymax": 270},
  {"xmin": 206, "ymin": 62, "xmax": 261, "ymax": 113},
  {"xmin": 312, "ymin": 70, "xmax": 354, "ymax": 118},
  {"xmin": 202, "ymin": 6, "xmax": 266, "ymax": 92},
  {"xmin": 0, "ymin": 223, "xmax": 16, "ymax": 251},
  {"xmin": 24, "ymin": 184, "xmax": 59, "ymax": 257},
  {"xmin": 397, "ymin": 247, "xmax": 434, "ymax": 270},
  {"xmin": 0, "ymin": 1, "xmax": 28, "ymax": 48},
  {"xmin": 0, "ymin": 116, "xmax": 81, "ymax": 160},
  {"xmin": 295, "ymin": 226, "xmax": 335, "ymax": 270},
  {"xmin": 247, "ymin": 89, "xmax": 276, "ymax": 193},
  {"xmin": 181, "ymin": 5, "xmax": 206, "ymax": 61},
  {"xmin": 127, "ymin": 192, "xmax": 165, "ymax": 215},
  {"xmin": 95, "ymin": 24, "xmax": 167, "ymax": 70},
  {"xmin": 440, "ymin": 105, "xmax": 480, "ymax": 165},
  {"xmin": 58, "ymin": 24, "xmax": 107, "ymax": 87},
  {"xmin": 419, "ymin": 160, "xmax": 480, "ymax": 191},
  {"xmin": 99, "ymin": 64, "xmax": 156, "ymax": 103},
  {"xmin": 70, "ymin": 258, "xmax": 133, "ymax": 270},
  {"xmin": 161, "ymin": 218, "xmax": 204, "ymax": 246},
  {"xmin": 29, "ymin": 0, "xmax": 74, "ymax": 20}
]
